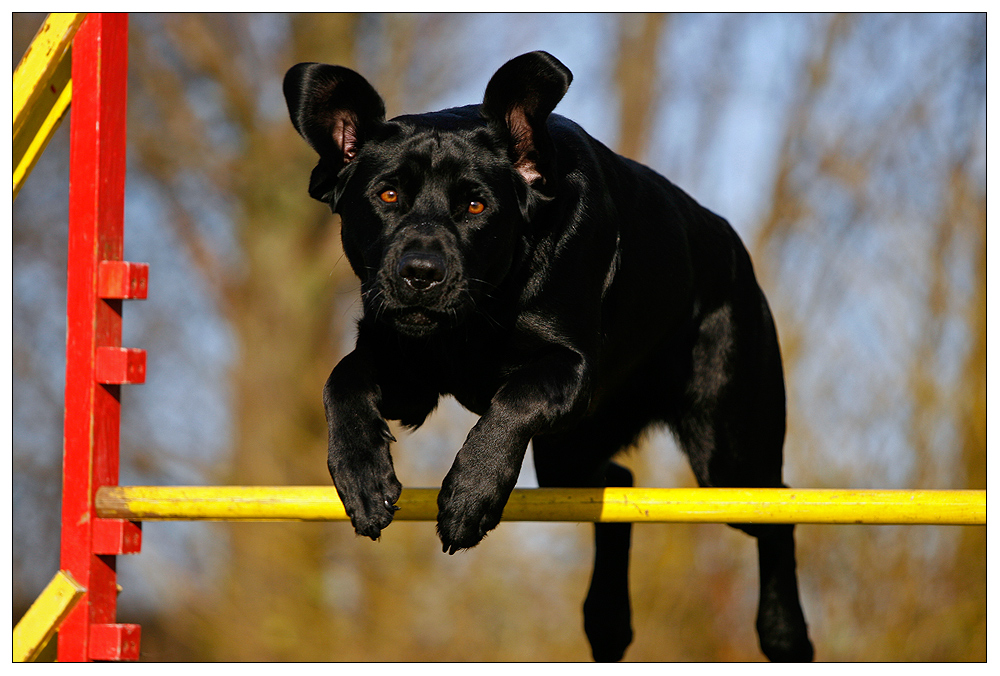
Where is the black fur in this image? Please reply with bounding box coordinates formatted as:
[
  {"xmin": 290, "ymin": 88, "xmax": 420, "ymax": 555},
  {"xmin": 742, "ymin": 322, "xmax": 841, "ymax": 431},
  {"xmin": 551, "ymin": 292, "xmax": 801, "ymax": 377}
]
[{"xmin": 284, "ymin": 51, "xmax": 813, "ymax": 662}]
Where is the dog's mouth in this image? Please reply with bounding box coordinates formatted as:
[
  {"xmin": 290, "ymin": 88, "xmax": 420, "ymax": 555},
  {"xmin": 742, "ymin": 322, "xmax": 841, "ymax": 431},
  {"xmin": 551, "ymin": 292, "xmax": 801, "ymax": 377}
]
[
  {"xmin": 397, "ymin": 308, "xmax": 436, "ymax": 327},
  {"xmin": 386, "ymin": 306, "xmax": 449, "ymax": 337}
]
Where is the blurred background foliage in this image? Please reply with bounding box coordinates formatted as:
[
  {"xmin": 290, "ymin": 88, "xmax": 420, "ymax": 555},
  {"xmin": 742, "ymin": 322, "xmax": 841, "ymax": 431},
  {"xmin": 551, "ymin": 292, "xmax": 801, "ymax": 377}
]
[{"xmin": 12, "ymin": 12, "xmax": 985, "ymax": 661}]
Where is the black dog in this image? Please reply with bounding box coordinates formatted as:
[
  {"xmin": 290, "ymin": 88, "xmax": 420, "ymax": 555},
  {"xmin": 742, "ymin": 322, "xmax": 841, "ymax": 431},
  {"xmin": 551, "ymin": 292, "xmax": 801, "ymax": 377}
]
[{"xmin": 284, "ymin": 51, "xmax": 813, "ymax": 662}]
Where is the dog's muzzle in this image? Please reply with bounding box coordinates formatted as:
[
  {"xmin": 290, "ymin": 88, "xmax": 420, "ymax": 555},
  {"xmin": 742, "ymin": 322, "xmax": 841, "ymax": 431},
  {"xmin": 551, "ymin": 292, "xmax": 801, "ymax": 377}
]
[{"xmin": 372, "ymin": 240, "xmax": 469, "ymax": 337}]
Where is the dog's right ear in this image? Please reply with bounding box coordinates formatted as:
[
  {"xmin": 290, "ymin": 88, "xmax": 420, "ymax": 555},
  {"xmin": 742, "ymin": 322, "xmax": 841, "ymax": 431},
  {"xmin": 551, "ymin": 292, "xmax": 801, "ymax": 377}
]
[{"xmin": 283, "ymin": 63, "xmax": 386, "ymax": 203}]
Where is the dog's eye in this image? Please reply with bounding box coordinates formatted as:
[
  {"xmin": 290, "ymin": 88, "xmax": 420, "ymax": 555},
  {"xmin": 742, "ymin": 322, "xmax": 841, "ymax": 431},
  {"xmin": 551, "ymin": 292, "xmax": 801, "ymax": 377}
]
[
  {"xmin": 467, "ymin": 201, "xmax": 486, "ymax": 215},
  {"xmin": 379, "ymin": 190, "xmax": 399, "ymax": 204}
]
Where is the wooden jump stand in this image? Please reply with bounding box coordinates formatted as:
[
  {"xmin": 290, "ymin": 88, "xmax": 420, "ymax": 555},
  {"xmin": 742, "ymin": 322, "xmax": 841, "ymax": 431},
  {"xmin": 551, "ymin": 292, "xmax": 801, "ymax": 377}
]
[{"xmin": 59, "ymin": 13, "xmax": 146, "ymax": 662}]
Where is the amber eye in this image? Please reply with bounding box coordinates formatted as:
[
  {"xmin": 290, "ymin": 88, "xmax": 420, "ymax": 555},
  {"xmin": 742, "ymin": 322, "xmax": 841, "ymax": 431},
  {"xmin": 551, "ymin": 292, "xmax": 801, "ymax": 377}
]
[
  {"xmin": 467, "ymin": 200, "xmax": 485, "ymax": 215},
  {"xmin": 379, "ymin": 189, "xmax": 398, "ymax": 204}
]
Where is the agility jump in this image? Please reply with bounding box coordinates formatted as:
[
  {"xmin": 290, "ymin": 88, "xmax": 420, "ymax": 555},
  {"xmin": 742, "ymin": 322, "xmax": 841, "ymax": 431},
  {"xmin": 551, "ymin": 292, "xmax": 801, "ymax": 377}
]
[{"xmin": 12, "ymin": 13, "xmax": 986, "ymax": 663}]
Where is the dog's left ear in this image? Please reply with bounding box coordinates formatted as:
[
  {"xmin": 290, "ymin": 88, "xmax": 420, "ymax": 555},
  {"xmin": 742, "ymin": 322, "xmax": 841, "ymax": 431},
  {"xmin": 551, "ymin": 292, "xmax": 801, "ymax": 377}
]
[{"xmin": 481, "ymin": 51, "xmax": 572, "ymax": 192}]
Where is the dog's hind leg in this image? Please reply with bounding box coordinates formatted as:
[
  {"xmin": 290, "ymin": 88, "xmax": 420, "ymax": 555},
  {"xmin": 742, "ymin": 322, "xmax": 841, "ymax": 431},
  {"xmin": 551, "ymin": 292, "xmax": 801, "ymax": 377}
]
[
  {"xmin": 676, "ymin": 424, "xmax": 813, "ymax": 660},
  {"xmin": 583, "ymin": 462, "xmax": 634, "ymax": 662},
  {"xmin": 672, "ymin": 298, "xmax": 813, "ymax": 661},
  {"xmin": 750, "ymin": 523, "xmax": 813, "ymax": 661},
  {"xmin": 533, "ymin": 435, "xmax": 634, "ymax": 662}
]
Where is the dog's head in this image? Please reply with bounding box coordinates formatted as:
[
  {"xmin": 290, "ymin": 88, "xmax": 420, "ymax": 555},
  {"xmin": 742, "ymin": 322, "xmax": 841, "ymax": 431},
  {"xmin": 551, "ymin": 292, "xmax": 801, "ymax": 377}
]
[{"xmin": 284, "ymin": 52, "xmax": 572, "ymax": 337}]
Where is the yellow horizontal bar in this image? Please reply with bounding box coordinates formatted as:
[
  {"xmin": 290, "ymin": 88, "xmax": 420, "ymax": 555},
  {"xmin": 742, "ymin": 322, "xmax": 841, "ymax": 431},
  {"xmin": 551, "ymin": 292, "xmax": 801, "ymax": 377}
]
[
  {"xmin": 95, "ymin": 486, "xmax": 986, "ymax": 526},
  {"xmin": 13, "ymin": 570, "xmax": 85, "ymax": 662}
]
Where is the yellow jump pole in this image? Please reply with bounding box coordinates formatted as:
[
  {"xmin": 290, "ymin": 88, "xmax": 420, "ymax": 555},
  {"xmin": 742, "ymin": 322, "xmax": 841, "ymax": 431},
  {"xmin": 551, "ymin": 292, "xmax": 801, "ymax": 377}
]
[{"xmin": 95, "ymin": 486, "xmax": 985, "ymax": 526}]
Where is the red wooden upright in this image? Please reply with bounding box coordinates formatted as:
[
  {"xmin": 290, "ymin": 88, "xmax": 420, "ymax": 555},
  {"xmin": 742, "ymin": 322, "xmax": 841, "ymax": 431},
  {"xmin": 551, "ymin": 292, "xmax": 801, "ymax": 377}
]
[{"xmin": 59, "ymin": 13, "xmax": 145, "ymax": 662}]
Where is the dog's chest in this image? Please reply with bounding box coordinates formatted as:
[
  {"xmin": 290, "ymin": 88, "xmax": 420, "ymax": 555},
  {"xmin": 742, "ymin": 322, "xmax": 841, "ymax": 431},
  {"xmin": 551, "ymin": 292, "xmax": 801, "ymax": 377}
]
[
  {"xmin": 435, "ymin": 352, "xmax": 502, "ymax": 416},
  {"xmin": 409, "ymin": 332, "xmax": 507, "ymax": 416}
]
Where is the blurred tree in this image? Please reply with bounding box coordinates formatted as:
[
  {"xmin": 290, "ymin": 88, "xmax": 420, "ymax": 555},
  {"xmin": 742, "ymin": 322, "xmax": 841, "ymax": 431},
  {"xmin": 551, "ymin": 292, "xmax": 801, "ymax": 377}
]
[
  {"xmin": 124, "ymin": 14, "xmax": 364, "ymax": 659},
  {"xmin": 614, "ymin": 13, "xmax": 667, "ymax": 162},
  {"xmin": 750, "ymin": 13, "xmax": 986, "ymax": 660}
]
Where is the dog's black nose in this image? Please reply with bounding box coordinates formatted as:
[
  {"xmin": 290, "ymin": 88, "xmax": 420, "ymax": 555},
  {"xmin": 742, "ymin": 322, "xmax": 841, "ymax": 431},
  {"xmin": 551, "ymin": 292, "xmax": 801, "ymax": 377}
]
[{"xmin": 397, "ymin": 252, "xmax": 446, "ymax": 290}]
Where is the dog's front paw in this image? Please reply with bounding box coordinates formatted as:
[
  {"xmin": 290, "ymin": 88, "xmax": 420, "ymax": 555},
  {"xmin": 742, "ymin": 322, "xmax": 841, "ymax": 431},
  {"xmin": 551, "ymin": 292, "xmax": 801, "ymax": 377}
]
[
  {"xmin": 329, "ymin": 424, "xmax": 402, "ymax": 540},
  {"xmin": 338, "ymin": 470, "xmax": 402, "ymax": 541},
  {"xmin": 435, "ymin": 473, "xmax": 509, "ymax": 554}
]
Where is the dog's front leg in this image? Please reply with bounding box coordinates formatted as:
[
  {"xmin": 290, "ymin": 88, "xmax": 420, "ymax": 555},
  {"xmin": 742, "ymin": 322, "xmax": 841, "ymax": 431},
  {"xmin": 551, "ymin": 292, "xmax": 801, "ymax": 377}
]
[
  {"xmin": 324, "ymin": 348, "xmax": 401, "ymax": 540},
  {"xmin": 437, "ymin": 350, "xmax": 590, "ymax": 553},
  {"xmin": 435, "ymin": 411, "xmax": 531, "ymax": 554}
]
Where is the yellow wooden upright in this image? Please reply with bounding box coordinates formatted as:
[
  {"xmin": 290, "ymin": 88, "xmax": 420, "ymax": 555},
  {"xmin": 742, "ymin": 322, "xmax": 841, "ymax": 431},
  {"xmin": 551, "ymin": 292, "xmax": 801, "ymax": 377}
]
[
  {"xmin": 13, "ymin": 12, "xmax": 86, "ymax": 199},
  {"xmin": 12, "ymin": 570, "xmax": 85, "ymax": 662}
]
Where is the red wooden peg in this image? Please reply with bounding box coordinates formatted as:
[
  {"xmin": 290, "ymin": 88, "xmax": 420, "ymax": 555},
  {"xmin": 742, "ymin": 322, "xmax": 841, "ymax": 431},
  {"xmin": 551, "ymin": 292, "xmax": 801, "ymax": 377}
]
[
  {"xmin": 95, "ymin": 346, "xmax": 147, "ymax": 385},
  {"xmin": 98, "ymin": 260, "xmax": 149, "ymax": 299},
  {"xmin": 89, "ymin": 623, "xmax": 141, "ymax": 661},
  {"xmin": 92, "ymin": 519, "xmax": 142, "ymax": 555}
]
